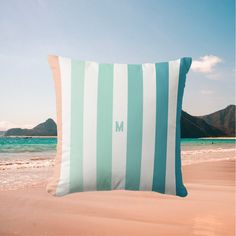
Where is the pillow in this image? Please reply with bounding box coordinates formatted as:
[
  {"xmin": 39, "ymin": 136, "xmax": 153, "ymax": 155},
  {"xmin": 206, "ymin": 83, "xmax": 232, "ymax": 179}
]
[{"xmin": 47, "ymin": 55, "xmax": 192, "ymax": 197}]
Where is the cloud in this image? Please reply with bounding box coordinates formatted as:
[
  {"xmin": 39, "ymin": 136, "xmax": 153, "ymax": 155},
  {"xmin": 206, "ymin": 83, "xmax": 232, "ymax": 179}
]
[
  {"xmin": 0, "ymin": 121, "xmax": 33, "ymax": 131},
  {"xmin": 191, "ymin": 55, "xmax": 223, "ymax": 73},
  {"xmin": 200, "ymin": 90, "xmax": 214, "ymax": 95}
]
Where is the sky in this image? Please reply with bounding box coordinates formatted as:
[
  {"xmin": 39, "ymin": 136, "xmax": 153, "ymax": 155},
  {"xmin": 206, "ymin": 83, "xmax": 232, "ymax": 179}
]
[{"xmin": 0, "ymin": 0, "xmax": 235, "ymax": 130}]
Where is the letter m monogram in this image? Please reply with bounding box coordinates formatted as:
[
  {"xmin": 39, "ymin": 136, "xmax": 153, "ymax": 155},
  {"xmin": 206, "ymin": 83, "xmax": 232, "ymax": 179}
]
[{"xmin": 115, "ymin": 121, "xmax": 124, "ymax": 132}]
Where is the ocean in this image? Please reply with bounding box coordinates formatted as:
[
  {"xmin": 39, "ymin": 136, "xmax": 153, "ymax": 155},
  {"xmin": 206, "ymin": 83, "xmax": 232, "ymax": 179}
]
[
  {"xmin": 0, "ymin": 136, "xmax": 235, "ymax": 162},
  {"xmin": 0, "ymin": 137, "xmax": 57, "ymax": 160},
  {"xmin": 0, "ymin": 137, "xmax": 235, "ymax": 191}
]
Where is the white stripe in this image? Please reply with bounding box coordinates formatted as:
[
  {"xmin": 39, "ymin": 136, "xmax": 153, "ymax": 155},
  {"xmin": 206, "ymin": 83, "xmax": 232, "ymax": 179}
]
[
  {"xmin": 83, "ymin": 61, "xmax": 99, "ymax": 191},
  {"xmin": 56, "ymin": 57, "xmax": 71, "ymax": 196},
  {"xmin": 165, "ymin": 59, "xmax": 180, "ymax": 194},
  {"xmin": 112, "ymin": 64, "xmax": 128, "ymax": 189},
  {"xmin": 139, "ymin": 64, "xmax": 156, "ymax": 191}
]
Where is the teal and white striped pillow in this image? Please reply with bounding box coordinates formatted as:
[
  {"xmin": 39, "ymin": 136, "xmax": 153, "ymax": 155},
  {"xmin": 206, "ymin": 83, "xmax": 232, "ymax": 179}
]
[{"xmin": 47, "ymin": 55, "xmax": 192, "ymax": 197}]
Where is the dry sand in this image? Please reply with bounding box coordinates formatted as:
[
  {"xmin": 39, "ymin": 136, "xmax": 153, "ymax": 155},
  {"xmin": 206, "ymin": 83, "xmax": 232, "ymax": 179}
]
[{"xmin": 0, "ymin": 160, "xmax": 235, "ymax": 236}]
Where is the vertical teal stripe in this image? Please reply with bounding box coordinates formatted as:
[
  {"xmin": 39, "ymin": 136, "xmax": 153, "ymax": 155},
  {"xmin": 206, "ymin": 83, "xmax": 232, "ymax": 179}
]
[
  {"xmin": 125, "ymin": 64, "xmax": 143, "ymax": 190},
  {"xmin": 152, "ymin": 62, "xmax": 169, "ymax": 193},
  {"xmin": 70, "ymin": 60, "xmax": 85, "ymax": 192},
  {"xmin": 96, "ymin": 64, "xmax": 114, "ymax": 190},
  {"xmin": 175, "ymin": 58, "xmax": 192, "ymax": 197}
]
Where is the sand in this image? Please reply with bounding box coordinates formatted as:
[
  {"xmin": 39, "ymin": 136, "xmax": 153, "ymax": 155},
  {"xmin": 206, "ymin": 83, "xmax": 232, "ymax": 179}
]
[{"xmin": 0, "ymin": 160, "xmax": 235, "ymax": 236}]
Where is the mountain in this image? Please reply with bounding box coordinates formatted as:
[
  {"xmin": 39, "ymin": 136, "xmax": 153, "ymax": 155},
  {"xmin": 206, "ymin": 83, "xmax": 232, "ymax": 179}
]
[
  {"xmin": 181, "ymin": 111, "xmax": 225, "ymax": 138},
  {"xmin": 0, "ymin": 131, "xmax": 5, "ymax": 136},
  {"xmin": 199, "ymin": 105, "xmax": 235, "ymax": 137},
  {"xmin": 3, "ymin": 105, "xmax": 235, "ymax": 138},
  {"xmin": 4, "ymin": 119, "xmax": 57, "ymax": 136}
]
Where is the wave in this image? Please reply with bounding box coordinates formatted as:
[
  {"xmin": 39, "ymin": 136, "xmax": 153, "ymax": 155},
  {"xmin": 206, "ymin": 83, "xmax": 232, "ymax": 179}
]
[
  {"xmin": 182, "ymin": 148, "xmax": 236, "ymax": 155},
  {"xmin": 0, "ymin": 144, "xmax": 56, "ymax": 153},
  {"xmin": 182, "ymin": 156, "xmax": 236, "ymax": 166}
]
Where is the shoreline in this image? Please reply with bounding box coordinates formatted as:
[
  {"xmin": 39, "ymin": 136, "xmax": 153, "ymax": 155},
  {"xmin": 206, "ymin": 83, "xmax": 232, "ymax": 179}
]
[
  {"xmin": 199, "ymin": 137, "xmax": 236, "ymax": 139},
  {"xmin": 0, "ymin": 142, "xmax": 235, "ymax": 191},
  {"xmin": 2, "ymin": 135, "xmax": 57, "ymax": 138},
  {"xmin": 2, "ymin": 136, "xmax": 235, "ymax": 139}
]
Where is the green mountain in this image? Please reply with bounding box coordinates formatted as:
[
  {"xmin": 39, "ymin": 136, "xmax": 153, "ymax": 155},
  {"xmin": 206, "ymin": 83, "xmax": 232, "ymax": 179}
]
[
  {"xmin": 4, "ymin": 105, "xmax": 235, "ymax": 138},
  {"xmin": 181, "ymin": 111, "xmax": 225, "ymax": 138},
  {"xmin": 199, "ymin": 105, "xmax": 235, "ymax": 137},
  {"xmin": 4, "ymin": 119, "xmax": 57, "ymax": 136}
]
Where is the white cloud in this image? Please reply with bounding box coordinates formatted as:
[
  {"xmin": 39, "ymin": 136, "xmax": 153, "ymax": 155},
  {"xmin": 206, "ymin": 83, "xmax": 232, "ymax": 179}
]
[
  {"xmin": 191, "ymin": 55, "xmax": 223, "ymax": 73},
  {"xmin": 200, "ymin": 90, "xmax": 214, "ymax": 95},
  {"xmin": 0, "ymin": 121, "xmax": 33, "ymax": 131}
]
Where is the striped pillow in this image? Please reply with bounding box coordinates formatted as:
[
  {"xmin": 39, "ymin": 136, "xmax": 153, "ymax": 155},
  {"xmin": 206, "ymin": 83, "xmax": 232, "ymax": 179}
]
[{"xmin": 47, "ymin": 55, "xmax": 192, "ymax": 197}]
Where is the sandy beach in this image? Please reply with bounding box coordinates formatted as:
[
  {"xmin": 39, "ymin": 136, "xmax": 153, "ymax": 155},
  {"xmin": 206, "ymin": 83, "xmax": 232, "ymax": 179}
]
[{"xmin": 0, "ymin": 158, "xmax": 234, "ymax": 236}]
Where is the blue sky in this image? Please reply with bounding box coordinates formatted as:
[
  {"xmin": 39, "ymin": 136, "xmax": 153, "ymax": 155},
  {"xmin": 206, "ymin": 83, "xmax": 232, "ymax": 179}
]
[{"xmin": 0, "ymin": 0, "xmax": 235, "ymax": 130}]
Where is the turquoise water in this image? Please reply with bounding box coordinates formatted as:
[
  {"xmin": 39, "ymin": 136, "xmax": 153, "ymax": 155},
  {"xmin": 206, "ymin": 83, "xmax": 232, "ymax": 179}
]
[
  {"xmin": 181, "ymin": 138, "xmax": 236, "ymax": 145},
  {"xmin": 0, "ymin": 137, "xmax": 57, "ymax": 153},
  {"xmin": 0, "ymin": 137, "xmax": 57, "ymax": 160},
  {"xmin": 0, "ymin": 137, "xmax": 234, "ymax": 154}
]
